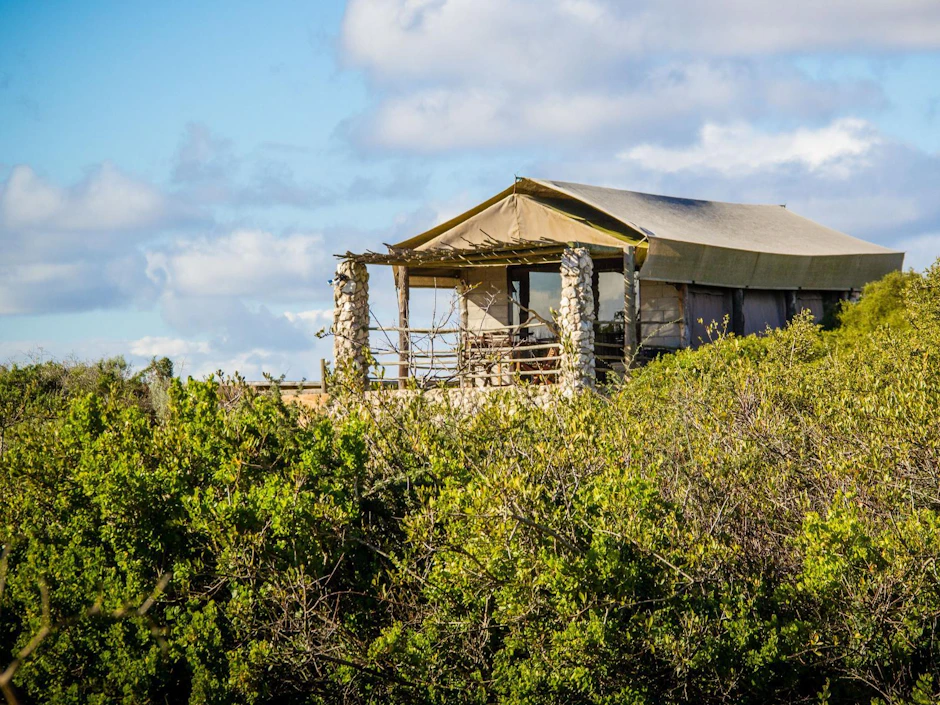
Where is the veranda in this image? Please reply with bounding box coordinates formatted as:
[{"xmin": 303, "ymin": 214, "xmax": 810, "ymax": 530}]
[{"xmin": 331, "ymin": 240, "xmax": 641, "ymax": 394}]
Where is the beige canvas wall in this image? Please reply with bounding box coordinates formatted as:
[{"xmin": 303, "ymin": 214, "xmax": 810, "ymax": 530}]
[
  {"xmin": 640, "ymin": 281, "xmax": 684, "ymax": 348},
  {"xmin": 464, "ymin": 267, "xmax": 511, "ymax": 333},
  {"xmin": 687, "ymin": 286, "xmax": 732, "ymax": 348},
  {"xmin": 795, "ymin": 292, "xmax": 825, "ymax": 322}
]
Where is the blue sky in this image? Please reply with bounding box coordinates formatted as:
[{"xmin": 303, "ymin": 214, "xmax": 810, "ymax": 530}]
[{"xmin": 2, "ymin": 0, "xmax": 939, "ymax": 379}]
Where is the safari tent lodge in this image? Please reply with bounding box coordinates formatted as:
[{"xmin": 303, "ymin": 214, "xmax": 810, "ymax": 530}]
[{"xmin": 332, "ymin": 178, "xmax": 903, "ymax": 391}]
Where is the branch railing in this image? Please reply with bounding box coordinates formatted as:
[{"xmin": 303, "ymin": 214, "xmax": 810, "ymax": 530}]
[
  {"xmin": 366, "ymin": 318, "xmax": 638, "ymax": 388},
  {"xmin": 368, "ymin": 319, "xmax": 567, "ymax": 387}
]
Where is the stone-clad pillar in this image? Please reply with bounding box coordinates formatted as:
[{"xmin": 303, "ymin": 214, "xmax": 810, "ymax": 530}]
[
  {"xmin": 332, "ymin": 259, "xmax": 370, "ymax": 391},
  {"xmin": 558, "ymin": 246, "xmax": 596, "ymax": 394}
]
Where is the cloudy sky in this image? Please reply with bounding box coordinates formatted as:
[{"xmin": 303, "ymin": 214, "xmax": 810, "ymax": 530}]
[{"xmin": 2, "ymin": 0, "xmax": 939, "ymax": 379}]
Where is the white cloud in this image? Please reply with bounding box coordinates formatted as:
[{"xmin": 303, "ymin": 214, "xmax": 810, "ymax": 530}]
[
  {"xmin": 0, "ymin": 254, "xmax": 150, "ymax": 316},
  {"xmin": 145, "ymin": 229, "xmax": 328, "ymax": 299},
  {"xmin": 283, "ymin": 308, "xmax": 334, "ymax": 336},
  {"xmin": 129, "ymin": 336, "xmax": 211, "ymax": 358},
  {"xmin": 0, "ymin": 162, "xmax": 196, "ymax": 315},
  {"xmin": 0, "ymin": 163, "xmax": 175, "ymax": 232},
  {"xmin": 355, "ymin": 63, "xmax": 878, "ymax": 151},
  {"xmin": 621, "ymin": 119, "xmax": 879, "ymax": 177},
  {"xmin": 343, "ymin": 0, "xmax": 940, "ymax": 80},
  {"xmin": 174, "ymin": 346, "xmax": 330, "ymax": 381},
  {"xmin": 341, "ymin": 0, "xmax": 900, "ymax": 151}
]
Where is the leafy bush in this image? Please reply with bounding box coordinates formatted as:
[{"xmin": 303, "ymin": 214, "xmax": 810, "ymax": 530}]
[
  {"xmin": 3, "ymin": 266, "xmax": 940, "ymax": 704},
  {"xmin": 832, "ymin": 269, "xmax": 918, "ymax": 346}
]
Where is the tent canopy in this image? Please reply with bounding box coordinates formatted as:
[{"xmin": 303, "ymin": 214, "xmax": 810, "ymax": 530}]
[{"xmin": 387, "ymin": 178, "xmax": 903, "ymax": 291}]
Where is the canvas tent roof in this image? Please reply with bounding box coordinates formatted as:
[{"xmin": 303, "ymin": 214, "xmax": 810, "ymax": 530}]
[{"xmin": 386, "ymin": 178, "xmax": 903, "ymax": 291}]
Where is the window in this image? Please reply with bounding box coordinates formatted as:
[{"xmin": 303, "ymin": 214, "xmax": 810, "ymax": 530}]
[
  {"xmin": 528, "ymin": 271, "xmax": 562, "ymax": 326},
  {"xmin": 510, "ymin": 262, "xmax": 627, "ymax": 341},
  {"xmin": 596, "ymin": 270, "xmax": 625, "ymax": 323}
]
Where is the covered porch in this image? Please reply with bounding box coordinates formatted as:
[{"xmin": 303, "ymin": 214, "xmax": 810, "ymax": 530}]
[{"xmin": 332, "ymin": 239, "xmax": 647, "ymax": 393}]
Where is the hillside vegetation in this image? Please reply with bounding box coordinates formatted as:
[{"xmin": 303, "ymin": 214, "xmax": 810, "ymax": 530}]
[{"xmin": 2, "ymin": 265, "xmax": 939, "ymax": 705}]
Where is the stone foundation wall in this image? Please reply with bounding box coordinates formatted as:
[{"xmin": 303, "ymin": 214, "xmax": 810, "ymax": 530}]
[
  {"xmin": 559, "ymin": 247, "xmax": 596, "ymax": 393},
  {"xmin": 332, "ymin": 260, "xmax": 370, "ymax": 390},
  {"xmin": 640, "ymin": 280, "xmax": 683, "ymax": 348},
  {"xmin": 328, "ymin": 384, "xmax": 561, "ymax": 420}
]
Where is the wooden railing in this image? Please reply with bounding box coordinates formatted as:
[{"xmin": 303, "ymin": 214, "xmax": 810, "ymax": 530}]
[
  {"xmin": 368, "ymin": 320, "xmax": 563, "ymax": 387},
  {"xmin": 367, "ymin": 318, "xmax": 632, "ymax": 388}
]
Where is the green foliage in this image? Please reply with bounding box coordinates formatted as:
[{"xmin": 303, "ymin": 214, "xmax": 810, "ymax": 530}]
[
  {"xmin": 832, "ymin": 269, "xmax": 917, "ymax": 345},
  {"xmin": 3, "ymin": 266, "xmax": 940, "ymax": 703}
]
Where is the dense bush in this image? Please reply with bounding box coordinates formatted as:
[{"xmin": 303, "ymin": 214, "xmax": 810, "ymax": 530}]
[{"xmin": 2, "ymin": 265, "xmax": 940, "ymax": 704}]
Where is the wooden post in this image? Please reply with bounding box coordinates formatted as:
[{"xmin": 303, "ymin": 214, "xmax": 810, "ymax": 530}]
[
  {"xmin": 785, "ymin": 290, "xmax": 798, "ymax": 323},
  {"xmin": 396, "ymin": 266, "xmax": 410, "ymax": 389},
  {"xmin": 680, "ymin": 284, "xmax": 692, "ymax": 348},
  {"xmin": 732, "ymin": 289, "xmax": 745, "ymax": 336},
  {"xmin": 623, "ymin": 246, "xmax": 637, "ymax": 366},
  {"xmin": 457, "ymin": 278, "xmax": 469, "ymax": 388}
]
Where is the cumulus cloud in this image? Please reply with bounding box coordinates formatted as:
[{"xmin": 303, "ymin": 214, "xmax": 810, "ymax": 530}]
[
  {"xmin": 127, "ymin": 334, "xmax": 321, "ymax": 381},
  {"xmin": 129, "ymin": 336, "xmax": 211, "ymax": 358},
  {"xmin": 0, "ymin": 163, "xmax": 196, "ymax": 315},
  {"xmin": 155, "ymin": 294, "xmax": 319, "ymax": 355},
  {"xmin": 283, "ymin": 308, "xmax": 334, "ymax": 336},
  {"xmin": 139, "ymin": 228, "xmax": 339, "ymax": 359},
  {"xmin": 339, "ymin": 0, "xmax": 933, "ymax": 151},
  {"xmin": 0, "ymin": 154, "xmax": 349, "ymax": 366},
  {"xmin": 145, "ymin": 229, "xmax": 328, "ymax": 299},
  {"xmin": 1, "ymin": 163, "xmax": 182, "ymax": 234},
  {"xmin": 621, "ymin": 118, "xmax": 880, "ymax": 177},
  {"xmin": 344, "ymin": 0, "xmax": 940, "ymax": 79},
  {"xmin": 356, "ymin": 63, "xmax": 879, "ymax": 151}
]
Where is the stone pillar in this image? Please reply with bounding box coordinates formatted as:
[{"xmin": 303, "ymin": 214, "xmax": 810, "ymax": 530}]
[
  {"xmin": 623, "ymin": 246, "xmax": 637, "ymax": 364},
  {"xmin": 332, "ymin": 259, "xmax": 370, "ymax": 391},
  {"xmin": 559, "ymin": 246, "xmax": 596, "ymax": 394}
]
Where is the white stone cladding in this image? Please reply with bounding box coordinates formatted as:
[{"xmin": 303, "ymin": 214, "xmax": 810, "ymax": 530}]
[
  {"xmin": 558, "ymin": 247, "xmax": 596, "ymax": 394},
  {"xmin": 332, "ymin": 260, "xmax": 370, "ymax": 390},
  {"xmin": 329, "ymin": 384, "xmax": 561, "ymax": 419},
  {"xmin": 640, "ymin": 280, "xmax": 684, "ymax": 348}
]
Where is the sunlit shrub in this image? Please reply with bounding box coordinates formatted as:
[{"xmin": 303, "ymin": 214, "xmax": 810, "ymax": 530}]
[{"xmin": 3, "ymin": 265, "xmax": 940, "ymax": 704}]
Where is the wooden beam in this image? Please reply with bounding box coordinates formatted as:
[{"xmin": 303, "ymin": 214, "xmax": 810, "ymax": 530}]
[
  {"xmin": 785, "ymin": 290, "xmax": 798, "ymax": 323},
  {"xmin": 396, "ymin": 266, "xmax": 410, "ymax": 389},
  {"xmin": 623, "ymin": 246, "xmax": 637, "ymax": 364},
  {"xmin": 339, "ymin": 240, "xmax": 639, "ymax": 269}
]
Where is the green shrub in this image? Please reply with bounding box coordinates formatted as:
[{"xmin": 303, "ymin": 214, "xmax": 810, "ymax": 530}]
[
  {"xmin": 832, "ymin": 269, "xmax": 918, "ymax": 345},
  {"xmin": 2, "ymin": 266, "xmax": 940, "ymax": 704}
]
